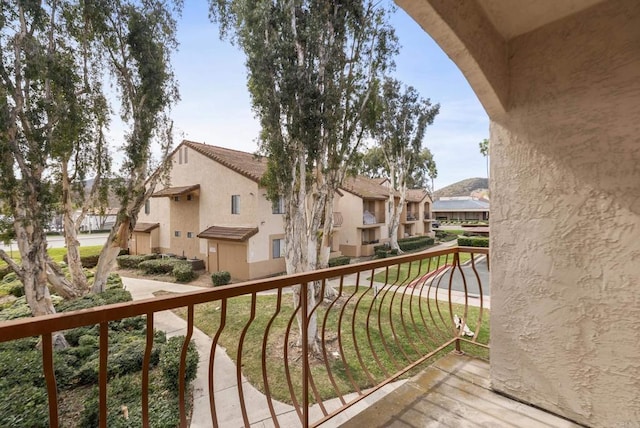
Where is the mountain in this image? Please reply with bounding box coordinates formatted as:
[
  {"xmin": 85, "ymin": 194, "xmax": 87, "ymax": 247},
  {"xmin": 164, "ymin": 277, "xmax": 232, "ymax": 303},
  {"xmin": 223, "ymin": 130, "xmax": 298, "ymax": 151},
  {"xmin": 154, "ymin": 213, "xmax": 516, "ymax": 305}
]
[{"xmin": 434, "ymin": 178, "xmax": 489, "ymax": 199}]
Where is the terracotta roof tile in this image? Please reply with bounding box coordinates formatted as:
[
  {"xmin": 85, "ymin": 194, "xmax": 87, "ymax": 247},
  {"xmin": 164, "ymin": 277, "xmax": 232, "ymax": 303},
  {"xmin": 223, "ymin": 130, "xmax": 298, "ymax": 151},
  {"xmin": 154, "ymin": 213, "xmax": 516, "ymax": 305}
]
[
  {"xmin": 183, "ymin": 141, "xmax": 267, "ymax": 183},
  {"xmin": 197, "ymin": 226, "xmax": 259, "ymax": 242},
  {"xmin": 151, "ymin": 184, "xmax": 200, "ymax": 197},
  {"xmin": 340, "ymin": 176, "xmax": 389, "ymax": 200},
  {"xmin": 133, "ymin": 222, "xmax": 160, "ymax": 233}
]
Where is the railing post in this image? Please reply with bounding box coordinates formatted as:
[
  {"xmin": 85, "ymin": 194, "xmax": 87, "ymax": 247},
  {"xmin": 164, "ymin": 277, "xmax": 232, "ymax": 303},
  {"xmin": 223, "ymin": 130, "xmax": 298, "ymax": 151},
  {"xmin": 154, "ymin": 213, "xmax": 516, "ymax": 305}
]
[
  {"xmin": 301, "ymin": 282, "xmax": 309, "ymax": 427},
  {"xmin": 453, "ymin": 251, "xmax": 463, "ymax": 355}
]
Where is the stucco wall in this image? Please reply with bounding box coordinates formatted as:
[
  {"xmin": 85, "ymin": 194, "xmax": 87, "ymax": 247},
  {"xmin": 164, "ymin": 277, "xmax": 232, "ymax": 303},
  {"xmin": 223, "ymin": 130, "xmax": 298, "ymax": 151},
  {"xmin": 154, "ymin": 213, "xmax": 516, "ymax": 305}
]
[
  {"xmin": 489, "ymin": 2, "xmax": 640, "ymax": 426},
  {"xmin": 398, "ymin": 0, "xmax": 640, "ymax": 426}
]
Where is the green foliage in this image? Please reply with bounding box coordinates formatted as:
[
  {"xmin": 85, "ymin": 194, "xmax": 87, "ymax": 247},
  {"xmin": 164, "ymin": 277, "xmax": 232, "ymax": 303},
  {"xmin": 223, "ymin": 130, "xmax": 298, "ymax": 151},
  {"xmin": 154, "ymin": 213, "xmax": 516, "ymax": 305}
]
[
  {"xmin": 211, "ymin": 271, "xmax": 231, "ymax": 286},
  {"xmin": 172, "ymin": 263, "xmax": 195, "ymax": 282},
  {"xmin": 116, "ymin": 254, "xmax": 158, "ymax": 269},
  {"xmin": 457, "ymin": 237, "xmax": 490, "ymax": 247},
  {"xmin": 328, "ymin": 256, "xmax": 351, "ymax": 267},
  {"xmin": 138, "ymin": 259, "xmax": 185, "ymax": 275},
  {"xmin": 62, "ymin": 254, "xmax": 100, "ymax": 268},
  {"xmin": 55, "ymin": 287, "xmax": 133, "ymax": 313},
  {"xmin": 160, "ymin": 336, "xmax": 199, "ymax": 393},
  {"xmin": 398, "ymin": 237, "xmax": 435, "ymax": 252}
]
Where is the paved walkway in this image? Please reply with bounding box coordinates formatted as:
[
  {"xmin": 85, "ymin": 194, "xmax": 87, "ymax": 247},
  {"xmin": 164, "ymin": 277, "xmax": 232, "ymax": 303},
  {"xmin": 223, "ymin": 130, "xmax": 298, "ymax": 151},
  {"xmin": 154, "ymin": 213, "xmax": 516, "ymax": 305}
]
[{"xmin": 122, "ymin": 277, "xmax": 402, "ymax": 427}]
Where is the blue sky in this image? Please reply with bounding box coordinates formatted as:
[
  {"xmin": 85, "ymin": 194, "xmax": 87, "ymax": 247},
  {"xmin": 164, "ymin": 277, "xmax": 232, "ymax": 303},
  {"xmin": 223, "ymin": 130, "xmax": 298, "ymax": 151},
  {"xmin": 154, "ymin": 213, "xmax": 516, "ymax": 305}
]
[{"xmin": 135, "ymin": 2, "xmax": 490, "ymax": 190}]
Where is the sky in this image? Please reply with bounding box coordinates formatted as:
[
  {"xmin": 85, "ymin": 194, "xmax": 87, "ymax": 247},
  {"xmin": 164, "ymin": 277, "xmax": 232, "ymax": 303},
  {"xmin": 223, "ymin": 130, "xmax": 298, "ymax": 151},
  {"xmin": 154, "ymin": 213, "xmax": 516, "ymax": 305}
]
[{"xmin": 112, "ymin": 2, "xmax": 490, "ymax": 191}]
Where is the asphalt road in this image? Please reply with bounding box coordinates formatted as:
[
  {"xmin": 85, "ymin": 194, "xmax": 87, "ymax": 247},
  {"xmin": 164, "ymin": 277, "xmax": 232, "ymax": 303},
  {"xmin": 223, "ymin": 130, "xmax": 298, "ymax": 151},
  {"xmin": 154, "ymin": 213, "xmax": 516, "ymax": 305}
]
[
  {"xmin": 0, "ymin": 232, "xmax": 110, "ymax": 251},
  {"xmin": 447, "ymin": 256, "xmax": 490, "ymax": 296}
]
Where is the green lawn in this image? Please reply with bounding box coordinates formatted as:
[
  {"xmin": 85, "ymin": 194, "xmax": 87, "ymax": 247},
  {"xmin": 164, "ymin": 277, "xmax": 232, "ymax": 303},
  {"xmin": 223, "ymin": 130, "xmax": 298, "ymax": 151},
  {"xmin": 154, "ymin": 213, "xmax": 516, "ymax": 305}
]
[
  {"xmin": 371, "ymin": 252, "xmax": 473, "ymax": 285},
  {"xmin": 172, "ymin": 286, "xmax": 489, "ymax": 405},
  {"xmin": 0, "ymin": 245, "xmax": 103, "ymax": 268}
]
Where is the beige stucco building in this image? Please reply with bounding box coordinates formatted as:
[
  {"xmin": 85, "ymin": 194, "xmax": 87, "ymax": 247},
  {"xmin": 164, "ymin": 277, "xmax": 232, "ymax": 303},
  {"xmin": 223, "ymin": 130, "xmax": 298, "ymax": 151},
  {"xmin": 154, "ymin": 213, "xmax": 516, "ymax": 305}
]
[
  {"xmin": 397, "ymin": 0, "xmax": 640, "ymax": 426},
  {"xmin": 133, "ymin": 141, "xmax": 286, "ymax": 281}
]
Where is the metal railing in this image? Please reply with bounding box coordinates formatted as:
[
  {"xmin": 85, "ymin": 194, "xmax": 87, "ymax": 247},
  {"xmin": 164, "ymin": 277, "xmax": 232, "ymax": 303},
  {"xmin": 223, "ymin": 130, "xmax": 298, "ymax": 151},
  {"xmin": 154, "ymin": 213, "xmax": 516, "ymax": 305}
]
[{"xmin": 0, "ymin": 246, "xmax": 489, "ymax": 427}]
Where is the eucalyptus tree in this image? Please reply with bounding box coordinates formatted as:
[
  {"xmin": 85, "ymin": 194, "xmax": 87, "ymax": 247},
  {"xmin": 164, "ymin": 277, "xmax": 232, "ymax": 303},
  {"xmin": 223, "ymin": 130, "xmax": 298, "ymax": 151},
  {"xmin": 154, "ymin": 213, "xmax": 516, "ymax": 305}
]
[
  {"xmin": 210, "ymin": 0, "xmax": 397, "ymax": 352},
  {"xmin": 87, "ymin": 0, "xmax": 180, "ymax": 293},
  {"xmin": 360, "ymin": 145, "xmax": 437, "ymax": 189},
  {"xmin": 371, "ymin": 78, "xmax": 439, "ymax": 251},
  {"xmin": 0, "ymin": 1, "xmax": 101, "ymax": 332}
]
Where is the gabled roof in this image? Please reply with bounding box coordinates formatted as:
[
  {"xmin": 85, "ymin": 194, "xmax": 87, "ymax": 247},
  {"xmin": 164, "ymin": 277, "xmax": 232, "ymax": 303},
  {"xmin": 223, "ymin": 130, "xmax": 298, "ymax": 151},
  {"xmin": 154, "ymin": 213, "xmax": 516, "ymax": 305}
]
[
  {"xmin": 133, "ymin": 222, "xmax": 160, "ymax": 233},
  {"xmin": 340, "ymin": 176, "xmax": 389, "ymax": 200},
  {"xmin": 197, "ymin": 226, "xmax": 259, "ymax": 242},
  {"xmin": 152, "ymin": 184, "xmax": 200, "ymax": 198},
  {"xmin": 183, "ymin": 141, "xmax": 267, "ymax": 183},
  {"xmin": 406, "ymin": 188, "xmax": 429, "ymax": 203}
]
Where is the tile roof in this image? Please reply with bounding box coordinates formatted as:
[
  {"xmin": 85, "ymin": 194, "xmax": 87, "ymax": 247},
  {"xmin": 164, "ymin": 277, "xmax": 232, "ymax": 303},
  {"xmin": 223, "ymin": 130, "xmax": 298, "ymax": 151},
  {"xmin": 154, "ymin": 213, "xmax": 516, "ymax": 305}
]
[
  {"xmin": 133, "ymin": 222, "xmax": 160, "ymax": 233},
  {"xmin": 151, "ymin": 184, "xmax": 200, "ymax": 198},
  {"xmin": 340, "ymin": 176, "xmax": 389, "ymax": 200},
  {"xmin": 406, "ymin": 188, "xmax": 429, "ymax": 202},
  {"xmin": 433, "ymin": 198, "xmax": 490, "ymax": 211},
  {"xmin": 183, "ymin": 141, "xmax": 267, "ymax": 183},
  {"xmin": 197, "ymin": 226, "xmax": 259, "ymax": 242}
]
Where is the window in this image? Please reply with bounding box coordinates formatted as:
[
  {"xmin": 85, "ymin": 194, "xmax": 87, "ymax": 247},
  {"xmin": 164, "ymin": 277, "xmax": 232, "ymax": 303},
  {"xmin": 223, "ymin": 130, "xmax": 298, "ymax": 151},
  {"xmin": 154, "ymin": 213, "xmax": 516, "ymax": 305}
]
[
  {"xmin": 178, "ymin": 148, "xmax": 182, "ymax": 164},
  {"xmin": 184, "ymin": 147, "xmax": 188, "ymax": 163},
  {"xmin": 174, "ymin": 231, "xmax": 181, "ymax": 237},
  {"xmin": 231, "ymin": 195, "xmax": 240, "ymax": 214},
  {"xmin": 187, "ymin": 232, "xmax": 194, "ymax": 238},
  {"xmin": 173, "ymin": 196, "xmax": 180, "ymax": 202},
  {"xmin": 187, "ymin": 194, "xmax": 193, "ymax": 201},
  {"xmin": 144, "ymin": 200, "xmax": 150, "ymax": 215},
  {"xmin": 272, "ymin": 238, "xmax": 285, "ymax": 258},
  {"xmin": 272, "ymin": 196, "xmax": 284, "ymax": 214}
]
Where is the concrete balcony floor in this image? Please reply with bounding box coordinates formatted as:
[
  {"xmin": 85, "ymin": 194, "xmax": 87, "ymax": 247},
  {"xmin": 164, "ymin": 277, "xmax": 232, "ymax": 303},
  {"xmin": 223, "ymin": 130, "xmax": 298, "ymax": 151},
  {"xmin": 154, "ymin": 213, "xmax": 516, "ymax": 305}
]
[{"xmin": 339, "ymin": 353, "xmax": 582, "ymax": 428}]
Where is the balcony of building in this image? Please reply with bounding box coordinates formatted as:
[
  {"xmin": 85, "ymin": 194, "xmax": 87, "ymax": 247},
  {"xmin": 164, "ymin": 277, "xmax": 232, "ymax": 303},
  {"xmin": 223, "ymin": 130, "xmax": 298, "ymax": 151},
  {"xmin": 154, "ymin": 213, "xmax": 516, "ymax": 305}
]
[{"xmin": 0, "ymin": 246, "xmax": 580, "ymax": 427}]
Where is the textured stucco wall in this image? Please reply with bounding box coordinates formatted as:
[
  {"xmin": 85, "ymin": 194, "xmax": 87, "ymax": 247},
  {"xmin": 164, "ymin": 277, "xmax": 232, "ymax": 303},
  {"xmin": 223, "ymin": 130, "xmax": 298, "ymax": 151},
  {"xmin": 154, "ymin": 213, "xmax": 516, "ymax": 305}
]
[
  {"xmin": 490, "ymin": 2, "xmax": 640, "ymax": 426},
  {"xmin": 398, "ymin": 0, "xmax": 640, "ymax": 426}
]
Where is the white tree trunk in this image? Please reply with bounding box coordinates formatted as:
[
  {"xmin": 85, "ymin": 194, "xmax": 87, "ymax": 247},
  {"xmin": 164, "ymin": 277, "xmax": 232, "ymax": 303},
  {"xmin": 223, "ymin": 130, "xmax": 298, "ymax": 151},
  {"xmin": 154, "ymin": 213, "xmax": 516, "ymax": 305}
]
[{"xmin": 92, "ymin": 219, "xmax": 129, "ymax": 293}]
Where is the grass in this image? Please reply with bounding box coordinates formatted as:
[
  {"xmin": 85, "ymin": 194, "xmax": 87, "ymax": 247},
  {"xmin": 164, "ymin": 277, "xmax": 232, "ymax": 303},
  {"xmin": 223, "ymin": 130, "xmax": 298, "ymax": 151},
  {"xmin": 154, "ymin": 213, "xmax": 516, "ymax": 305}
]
[
  {"xmin": 172, "ymin": 286, "xmax": 489, "ymax": 406},
  {"xmin": 0, "ymin": 245, "xmax": 103, "ymax": 267},
  {"xmin": 371, "ymin": 253, "xmax": 473, "ymax": 285}
]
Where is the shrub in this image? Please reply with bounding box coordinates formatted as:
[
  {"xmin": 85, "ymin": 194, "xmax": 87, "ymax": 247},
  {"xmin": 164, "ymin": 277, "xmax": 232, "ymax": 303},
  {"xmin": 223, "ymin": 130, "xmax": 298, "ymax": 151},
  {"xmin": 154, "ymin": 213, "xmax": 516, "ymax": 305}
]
[
  {"xmin": 138, "ymin": 259, "xmax": 183, "ymax": 275},
  {"xmin": 62, "ymin": 254, "xmax": 101, "ymax": 268},
  {"xmin": 0, "ymin": 280, "xmax": 24, "ymax": 298},
  {"xmin": 458, "ymin": 236, "xmax": 489, "ymax": 247},
  {"xmin": 328, "ymin": 256, "xmax": 350, "ymax": 267},
  {"xmin": 0, "ymin": 384, "xmax": 48, "ymax": 428},
  {"xmin": 160, "ymin": 336, "xmax": 199, "ymax": 392},
  {"xmin": 211, "ymin": 271, "xmax": 231, "ymax": 286},
  {"xmin": 0, "ymin": 266, "xmax": 9, "ymax": 281},
  {"xmin": 56, "ymin": 287, "xmax": 132, "ymax": 313},
  {"xmin": 375, "ymin": 248, "xmax": 388, "ymax": 258},
  {"xmin": 2, "ymin": 271, "xmax": 17, "ymax": 284},
  {"xmin": 398, "ymin": 237, "xmax": 434, "ymax": 251},
  {"xmin": 173, "ymin": 262, "xmax": 195, "ymax": 282},
  {"xmin": 116, "ymin": 254, "xmax": 158, "ymax": 269}
]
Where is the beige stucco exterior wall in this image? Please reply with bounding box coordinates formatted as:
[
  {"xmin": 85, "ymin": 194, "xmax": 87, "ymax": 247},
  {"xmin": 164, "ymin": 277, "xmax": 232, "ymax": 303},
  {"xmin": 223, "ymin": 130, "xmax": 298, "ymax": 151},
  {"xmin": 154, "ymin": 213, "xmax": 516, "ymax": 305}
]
[
  {"xmin": 137, "ymin": 146, "xmax": 286, "ymax": 279},
  {"xmin": 398, "ymin": 0, "xmax": 640, "ymax": 426}
]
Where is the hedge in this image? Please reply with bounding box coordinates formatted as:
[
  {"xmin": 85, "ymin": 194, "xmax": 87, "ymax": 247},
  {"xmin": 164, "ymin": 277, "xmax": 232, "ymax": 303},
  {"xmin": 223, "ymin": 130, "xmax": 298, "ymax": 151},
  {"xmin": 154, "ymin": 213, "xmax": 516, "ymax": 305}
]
[
  {"xmin": 328, "ymin": 256, "xmax": 350, "ymax": 267},
  {"xmin": 138, "ymin": 259, "xmax": 184, "ymax": 275},
  {"xmin": 398, "ymin": 237, "xmax": 434, "ymax": 252},
  {"xmin": 116, "ymin": 254, "xmax": 159, "ymax": 269},
  {"xmin": 457, "ymin": 236, "xmax": 489, "ymax": 247},
  {"xmin": 173, "ymin": 263, "xmax": 196, "ymax": 282},
  {"xmin": 211, "ymin": 271, "xmax": 231, "ymax": 286}
]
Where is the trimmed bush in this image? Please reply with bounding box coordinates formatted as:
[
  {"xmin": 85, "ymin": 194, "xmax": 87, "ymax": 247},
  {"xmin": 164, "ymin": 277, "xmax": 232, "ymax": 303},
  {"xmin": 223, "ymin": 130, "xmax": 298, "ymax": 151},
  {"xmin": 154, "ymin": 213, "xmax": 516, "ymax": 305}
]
[
  {"xmin": 211, "ymin": 271, "xmax": 231, "ymax": 286},
  {"xmin": 160, "ymin": 336, "xmax": 199, "ymax": 392},
  {"xmin": 116, "ymin": 254, "xmax": 158, "ymax": 269},
  {"xmin": 328, "ymin": 256, "xmax": 350, "ymax": 267},
  {"xmin": 398, "ymin": 236, "xmax": 434, "ymax": 252},
  {"xmin": 173, "ymin": 263, "xmax": 195, "ymax": 282},
  {"xmin": 138, "ymin": 259, "xmax": 184, "ymax": 275},
  {"xmin": 457, "ymin": 236, "xmax": 489, "ymax": 247}
]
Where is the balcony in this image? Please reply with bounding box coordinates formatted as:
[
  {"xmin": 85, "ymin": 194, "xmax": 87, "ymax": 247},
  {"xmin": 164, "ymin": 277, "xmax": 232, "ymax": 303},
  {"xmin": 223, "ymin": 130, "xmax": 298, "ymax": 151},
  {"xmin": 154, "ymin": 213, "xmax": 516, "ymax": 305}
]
[{"xmin": 0, "ymin": 247, "xmax": 573, "ymax": 427}]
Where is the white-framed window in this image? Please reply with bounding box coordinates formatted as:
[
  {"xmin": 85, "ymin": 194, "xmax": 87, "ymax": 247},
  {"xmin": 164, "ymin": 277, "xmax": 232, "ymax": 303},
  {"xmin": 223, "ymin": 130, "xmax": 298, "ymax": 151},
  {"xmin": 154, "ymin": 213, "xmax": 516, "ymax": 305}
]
[
  {"xmin": 174, "ymin": 231, "xmax": 181, "ymax": 237},
  {"xmin": 144, "ymin": 200, "xmax": 150, "ymax": 214},
  {"xmin": 173, "ymin": 196, "xmax": 180, "ymax": 202},
  {"xmin": 272, "ymin": 196, "xmax": 284, "ymax": 214},
  {"xmin": 231, "ymin": 195, "xmax": 240, "ymax": 214},
  {"xmin": 187, "ymin": 232, "xmax": 194, "ymax": 238},
  {"xmin": 272, "ymin": 238, "xmax": 284, "ymax": 259}
]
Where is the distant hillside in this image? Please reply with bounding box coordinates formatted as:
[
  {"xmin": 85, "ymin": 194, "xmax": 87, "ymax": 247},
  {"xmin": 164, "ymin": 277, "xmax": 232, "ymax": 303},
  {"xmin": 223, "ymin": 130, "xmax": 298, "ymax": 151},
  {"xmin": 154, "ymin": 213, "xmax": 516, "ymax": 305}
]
[{"xmin": 434, "ymin": 178, "xmax": 488, "ymax": 199}]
